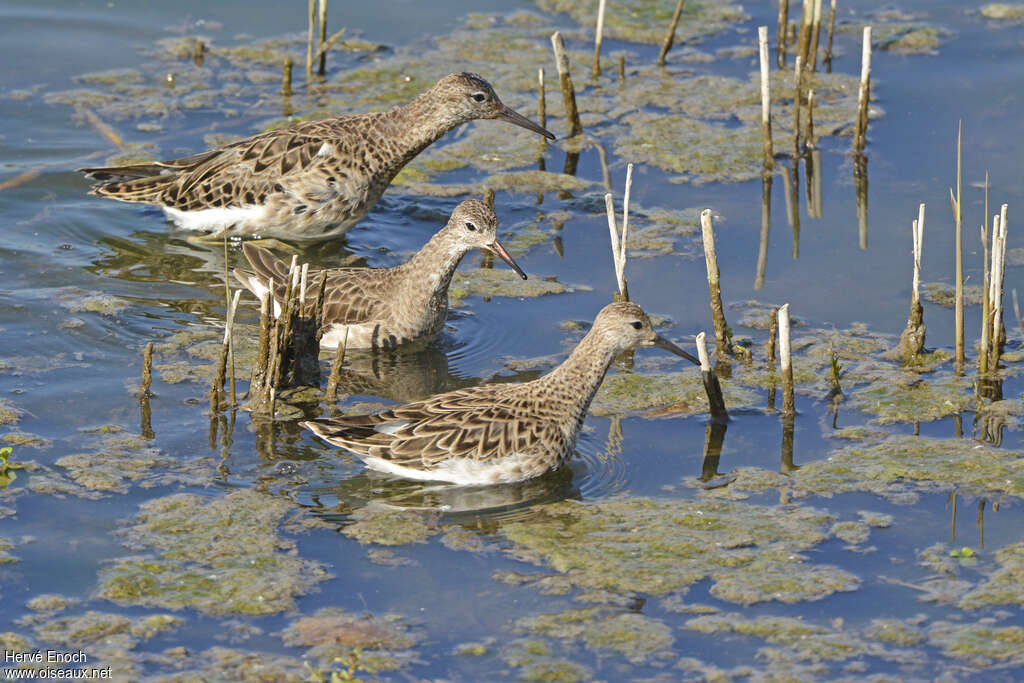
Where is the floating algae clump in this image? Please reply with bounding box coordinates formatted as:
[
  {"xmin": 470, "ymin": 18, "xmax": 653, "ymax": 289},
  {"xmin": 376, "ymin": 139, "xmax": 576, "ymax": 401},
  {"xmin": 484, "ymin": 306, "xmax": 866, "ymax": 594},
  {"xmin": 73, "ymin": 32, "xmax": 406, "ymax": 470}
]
[
  {"xmin": 341, "ymin": 506, "xmax": 436, "ymax": 546},
  {"xmin": 282, "ymin": 607, "xmax": 418, "ymax": 666},
  {"xmin": 533, "ymin": 0, "xmax": 747, "ymax": 45},
  {"xmin": 846, "ymin": 372, "xmax": 973, "ymax": 424},
  {"xmin": 959, "ymin": 542, "xmax": 1024, "ymax": 609},
  {"xmin": 927, "ymin": 621, "xmax": 1024, "ymax": 668},
  {"xmin": 449, "ymin": 269, "xmax": 587, "ymax": 308},
  {"xmin": 98, "ymin": 490, "xmax": 328, "ymax": 615},
  {"xmin": 983, "ymin": 3, "xmax": 1024, "ymax": 20},
  {"xmin": 789, "ymin": 435, "xmax": 1024, "ymax": 501},
  {"xmin": 501, "ymin": 496, "xmax": 854, "ymax": 602},
  {"xmin": 591, "ymin": 368, "xmax": 762, "ymax": 417},
  {"xmin": 501, "ymin": 638, "xmax": 593, "ymax": 683},
  {"xmin": 686, "ymin": 613, "xmax": 869, "ymax": 661},
  {"xmin": 864, "ymin": 618, "xmax": 925, "ymax": 647},
  {"xmin": 615, "ymin": 113, "xmax": 763, "ymax": 185},
  {"xmin": 519, "ymin": 607, "xmax": 674, "ymax": 664}
]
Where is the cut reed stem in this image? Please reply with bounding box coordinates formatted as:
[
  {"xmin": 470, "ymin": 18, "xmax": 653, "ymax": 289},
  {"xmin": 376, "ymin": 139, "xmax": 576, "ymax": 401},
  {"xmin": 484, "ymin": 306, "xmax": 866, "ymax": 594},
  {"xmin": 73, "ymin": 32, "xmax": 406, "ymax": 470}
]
[
  {"xmin": 853, "ymin": 26, "xmax": 872, "ymax": 153},
  {"xmin": 700, "ymin": 209, "xmax": 732, "ymax": 358},
  {"xmin": 592, "ymin": 0, "xmax": 606, "ymax": 79},
  {"xmin": 823, "ymin": 0, "xmax": 837, "ymax": 71},
  {"xmin": 306, "ymin": 0, "xmax": 315, "ymax": 83},
  {"xmin": 696, "ymin": 331, "xmax": 729, "ymax": 422},
  {"xmin": 777, "ymin": 0, "xmax": 790, "ymax": 65},
  {"xmin": 140, "ymin": 342, "xmax": 154, "ymax": 398},
  {"xmin": 550, "ymin": 31, "xmax": 582, "ymax": 138},
  {"xmin": 779, "ymin": 303, "xmax": 795, "ymax": 415},
  {"xmin": 317, "ymin": 0, "xmax": 328, "ymax": 75},
  {"xmin": 657, "ymin": 0, "xmax": 687, "ymax": 67},
  {"xmin": 952, "ymin": 120, "xmax": 964, "ymax": 374},
  {"xmin": 809, "ymin": 0, "xmax": 823, "ymax": 71},
  {"xmin": 758, "ymin": 26, "xmax": 773, "ymax": 170}
]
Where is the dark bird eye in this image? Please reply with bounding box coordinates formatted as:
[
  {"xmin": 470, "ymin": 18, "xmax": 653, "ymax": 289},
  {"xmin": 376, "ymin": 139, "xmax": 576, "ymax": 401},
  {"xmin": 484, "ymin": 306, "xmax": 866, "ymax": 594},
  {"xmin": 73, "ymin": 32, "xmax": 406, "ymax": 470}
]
[
  {"xmin": 631, "ymin": 322, "xmax": 643, "ymax": 330},
  {"xmin": 471, "ymin": 92, "xmax": 487, "ymax": 103},
  {"xmin": 465, "ymin": 221, "xmax": 477, "ymax": 231}
]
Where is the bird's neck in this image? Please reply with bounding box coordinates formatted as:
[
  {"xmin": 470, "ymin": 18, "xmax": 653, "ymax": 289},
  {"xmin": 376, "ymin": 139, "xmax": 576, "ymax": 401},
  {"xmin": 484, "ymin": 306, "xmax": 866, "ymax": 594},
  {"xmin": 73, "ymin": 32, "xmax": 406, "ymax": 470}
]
[
  {"xmin": 542, "ymin": 328, "xmax": 621, "ymax": 418},
  {"xmin": 387, "ymin": 89, "xmax": 465, "ymax": 159},
  {"xmin": 400, "ymin": 231, "xmax": 466, "ymax": 303}
]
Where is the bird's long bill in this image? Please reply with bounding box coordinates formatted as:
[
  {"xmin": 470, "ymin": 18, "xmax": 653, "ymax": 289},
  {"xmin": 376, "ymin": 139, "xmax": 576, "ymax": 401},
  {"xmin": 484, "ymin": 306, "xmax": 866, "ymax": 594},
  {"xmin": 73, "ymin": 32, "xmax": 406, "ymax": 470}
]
[
  {"xmin": 488, "ymin": 239, "xmax": 528, "ymax": 280},
  {"xmin": 496, "ymin": 105, "xmax": 556, "ymax": 140},
  {"xmin": 653, "ymin": 335, "xmax": 700, "ymax": 366}
]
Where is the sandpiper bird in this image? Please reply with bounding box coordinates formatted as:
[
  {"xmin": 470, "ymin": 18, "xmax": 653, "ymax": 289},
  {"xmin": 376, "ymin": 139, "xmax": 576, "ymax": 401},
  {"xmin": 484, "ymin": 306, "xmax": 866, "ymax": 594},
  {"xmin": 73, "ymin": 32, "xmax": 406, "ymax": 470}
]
[
  {"xmin": 79, "ymin": 72, "xmax": 555, "ymax": 239},
  {"xmin": 233, "ymin": 199, "xmax": 526, "ymax": 350},
  {"xmin": 301, "ymin": 302, "xmax": 700, "ymax": 485}
]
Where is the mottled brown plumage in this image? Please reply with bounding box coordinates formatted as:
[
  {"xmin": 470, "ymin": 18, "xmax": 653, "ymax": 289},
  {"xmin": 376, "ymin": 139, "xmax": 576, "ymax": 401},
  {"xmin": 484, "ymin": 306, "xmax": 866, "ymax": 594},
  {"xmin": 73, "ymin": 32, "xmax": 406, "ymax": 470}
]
[
  {"xmin": 233, "ymin": 199, "xmax": 526, "ymax": 350},
  {"xmin": 302, "ymin": 302, "xmax": 700, "ymax": 484},
  {"xmin": 80, "ymin": 73, "xmax": 554, "ymax": 239}
]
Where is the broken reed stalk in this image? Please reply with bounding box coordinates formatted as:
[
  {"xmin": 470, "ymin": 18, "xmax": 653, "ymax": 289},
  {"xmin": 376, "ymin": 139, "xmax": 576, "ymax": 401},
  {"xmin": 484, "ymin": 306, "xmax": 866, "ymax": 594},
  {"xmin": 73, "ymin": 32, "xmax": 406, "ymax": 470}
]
[
  {"xmin": 809, "ymin": 0, "xmax": 823, "ymax": 71},
  {"xmin": 306, "ymin": 0, "xmax": 315, "ymax": 83},
  {"xmin": 140, "ymin": 342, "xmax": 154, "ymax": 398},
  {"xmin": 796, "ymin": 0, "xmax": 814, "ymax": 66},
  {"xmin": 767, "ymin": 308, "xmax": 779, "ymax": 366},
  {"xmin": 853, "ymin": 27, "xmax": 872, "ymax": 153},
  {"xmin": 603, "ymin": 193, "xmax": 628, "ymax": 300},
  {"xmin": 755, "ymin": 173, "xmax": 771, "ymax": 290},
  {"xmin": 617, "ymin": 55, "xmax": 625, "ymax": 83},
  {"xmin": 806, "ymin": 89, "xmax": 815, "ymax": 146},
  {"xmin": 980, "ymin": 171, "xmax": 991, "ymax": 371},
  {"xmin": 550, "ymin": 32, "xmax": 582, "ymax": 138},
  {"xmin": 777, "ymin": 0, "xmax": 789, "ymax": 64},
  {"xmin": 210, "ymin": 290, "xmax": 242, "ymax": 412},
  {"xmin": 758, "ymin": 26, "xmax": 773, "ymax": 170},
  {"xmin": 227, "ymin": 289, "xmax": 241, "ymax": 408},
  {"xmin": 281, "ymin": 57, "xmax": 293, "ymax": 96},
  {"xmin": 252, "ymin": 289, "xmax": 271, "ymax": 395},
  {"xmin": 793, "ymin": 56, "xmax": 803, "ymax": 158},
  {"xmin": 987, "ymin": 207, "xmax": 1009, "ymax": 372},
  {"xmin": 899, "ymin": 205, "xmax": 927, "ymax": 362},
  {"xmin": 699, "ymin": 209, "xmax": 732, "ymax": 358},
  {"xmin": 592, "ymin": 0, "xmax": 606, "ymax": 79},
  {"xmin": 316, "ymin": 0, "xmax": 328, "ymax": 75},
  {"xmin": 823, "ymin": 0, "xmax": 837, "ymax": 71},
  {"xmin": 779, "ymin": 303, "xmax": 795, "ymax": 415},
  {"xmin": 696, "ymin": 332, "xmax": 729, "ymax": 422},
  {"xmin": 657, "ymin": 0, "xmax": 687, "ymax": 67},
  {"xmin": 311, "ymin": 27, "xmax": 348, "ymax": 68},
  {"xmin": 951, "ymin": 121, "xmax": 964, "ymax": 374},
  {"xmin": 324, "ymin": 328, "xmax": 349, "ymax": 408},
  {"xmin": 538, "ymin": 68, "xmax": 547, "ymax": 133}
]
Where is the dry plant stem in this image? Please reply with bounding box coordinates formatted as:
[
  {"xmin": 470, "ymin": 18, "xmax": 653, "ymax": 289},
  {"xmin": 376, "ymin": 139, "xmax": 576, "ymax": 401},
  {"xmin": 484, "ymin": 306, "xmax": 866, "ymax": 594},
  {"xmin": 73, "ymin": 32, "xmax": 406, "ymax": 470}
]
[
  {"xmin": 253, "ymin": 290, "xmax": 271, "ymax": 395},
  {"xmin": 81, "ymin": 108, "xmax": 123, "ymax": 148},
  {"xmin": 758, "ymin": 26, "xmax": 773, "ymax": 170},
  {"xmin": 324, "ymin": 328, "xmax": 349, "ymax": 407},
  {"xmin": 617, "ymin": 55, "xmax": 625, "ymax": 83},
  {"xmin": 900, "ymin": 209, "xmax": 926, "ymax": 362},
  {"xmin": 777, "ymin": 0, "xmax": 790, "ymax": 62},
  {"xmin": 311, "ymin": 27, "xmax": 348, "ymax": 66},
  {"xmin": 767, "ymin": 308, "xmax": 779, "ymax": 365},
  {"xmin": 806, "ymin": 89, "xmax": 815, "ymax": 147},
  {"xmin": 696, "ymin": 332, "xmax": 728, "ymax": 422},
  {"xmin": 854, "ymin": 27, "xmax": 872, "ymax": 152},
  {"xmin": 779, "ymin": 303, "xmax": 795, "ymax": 415},
  {"xmin": 980, "ymin": 171, "xmax": 990, "ymax": 372},
  {"xmin": 952, "ymin": 120, "xmax": 964, "ymax": 374},
  {"xmin": 550, "ymin": 32, "xmax": 582, "ymax": 138},
  {"xmin": 700, "ymin": 209, "xmax": 732, "ymax": 357},
  {"xmin": 604, "ymin": 193, "xmax": 627, "ymax": 298},
  {"xmin": 306, "ymin": 0, "xmax": 315, "ymax": 83},
  {"xmin": 824, "ymin": 0, "xmax": 837, "ymax": 70},
  {"xmin": 281, "ymin": 57, "xmax": 293, "ymax": 96},
  {"xmin": 140, "ymin": 342, "xmax": 154, "ymax": 397},
  {"xmin": 226, "ymin": 289, "xmax": 241, "ymax": 409},
  {"xmin": 988, "ymin": 206, "xmax": 1009, "ymax": 371},
  {"xmin": 1013, "ymin": 289, "xmax": 1024, "ymax": 345},
  {"xmin": 809, "ymin": 0, "xmax": 823, "ymax": 71},
  {"xmin": 657, "ymin": 0, "xmax": 687, "ymax": 66},
  {"xmin": 796, "ymin": 0, "xmax": 813, "ymax": 65},
  {"xmin": 755, "ymin": 174, "xmax": 771, "ymax": 290},
  {"xmin": 592, "ymin": 0, "xmax": 606, "ymax": 79},
  {"xmin": 537, "ymin": 68, "xmax": 547, "ymax": 132},
  {"xmin": 793, "ymin": 56, "xmax": 803, "ymax": 158},
  {"xmin": 316, "ymin": 0, "xmax": 327, "ymax": 76}
]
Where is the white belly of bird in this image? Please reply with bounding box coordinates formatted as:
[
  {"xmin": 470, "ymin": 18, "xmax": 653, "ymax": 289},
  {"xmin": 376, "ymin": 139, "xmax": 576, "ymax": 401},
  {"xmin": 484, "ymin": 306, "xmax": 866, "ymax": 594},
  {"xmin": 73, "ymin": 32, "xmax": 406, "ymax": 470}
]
[
  {"xmin": 163, "ymin": 204, "xmax": 267, "ymax": 232},
  {"xmin": 361, "ymin": 451, "xmax": 546, "ymax": 485}
]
